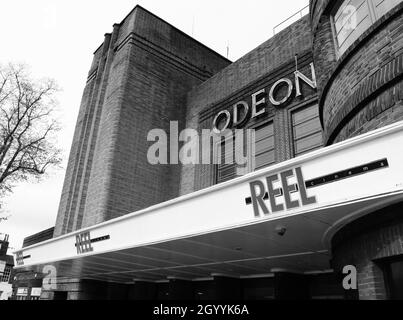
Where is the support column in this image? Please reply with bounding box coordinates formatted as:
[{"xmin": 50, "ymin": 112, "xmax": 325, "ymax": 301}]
[{"xmin": 331, "ymin": 203, "xmax": 403, "ymax": 300}]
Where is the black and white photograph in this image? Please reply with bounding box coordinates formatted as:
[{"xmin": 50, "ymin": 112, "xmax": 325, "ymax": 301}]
[{"xmin": 1, "ymin": 0, "xmax": 403, "ymax": 311}]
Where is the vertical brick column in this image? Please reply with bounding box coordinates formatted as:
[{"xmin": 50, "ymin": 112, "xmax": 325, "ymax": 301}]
[{"xmin": 356, "ymin": 262, "xmax": 387, "ymax": 300}]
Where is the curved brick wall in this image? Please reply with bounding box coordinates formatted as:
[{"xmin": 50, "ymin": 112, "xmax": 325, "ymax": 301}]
[
  {"xmin": 310, "ymin": 1, "xmax": 403, "ymax": 145},
  {"xmin": 309, "ymin": 0, "xmax": 337, "ymax": 103},
  {"xmin": 331, "ymin": 202, "xmax": 403, "ymax": 300}
]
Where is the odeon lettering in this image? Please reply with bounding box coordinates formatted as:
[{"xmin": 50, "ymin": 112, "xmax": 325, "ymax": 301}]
[
  {"xmin": 247, "ymin": 166, "xmax": 317, "ymax": 217},
  {"xmin": 213, "ymin": 63, "xmax": 317, "ymax": 133}
]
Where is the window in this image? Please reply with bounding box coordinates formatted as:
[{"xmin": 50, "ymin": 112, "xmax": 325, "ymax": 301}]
[
  {"xmin": 216, "ymin": 122, "xmax": 275, "ymax": 184},
  {"xmin": 254, "ymin": 123, "xmax": 275, "ymax": 170},
  {"xmin": 373, "ymin": 0, "xmax": 403, "ymax": 17},
  {"xmin": 0, "ymin": 266, "xmax": 11, "ymax": 283},
  {"xmin": 216, "ymin": 136, "xmax": 240, "ymax": 183},
  {"xmin": 292, "ymin": 104, "xmax": 323, "ymax": 156},
  {"xmin": 333, "ymin": 0, "xmax": 402, "ymax": 55},
  {"xmin": 16, "ymin": 287, "xmax": 29, "ymax": 300}
]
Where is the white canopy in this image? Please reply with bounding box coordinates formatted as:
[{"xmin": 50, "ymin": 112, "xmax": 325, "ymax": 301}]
[{"xmin": 14, "ymin": 121, "xmax": 403, "ymax": 283}]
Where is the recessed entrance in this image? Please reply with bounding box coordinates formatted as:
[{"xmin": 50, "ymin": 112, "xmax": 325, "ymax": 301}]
[{"xmin": 384, "ymin": 258, "xmax": 403, "ymax": 300}]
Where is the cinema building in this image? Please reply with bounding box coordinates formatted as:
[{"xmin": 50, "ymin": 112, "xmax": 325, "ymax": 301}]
[{"xmin": 13, "ymin": 0, "xmax": 403, "ymax": 300}]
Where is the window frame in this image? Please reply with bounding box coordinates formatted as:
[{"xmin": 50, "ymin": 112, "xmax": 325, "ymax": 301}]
[
  {"xmin": 214, "ymin": 119, "xmax": 275, "ymax": 184},
  {"xmin": 331, "ymin": 0, "xmax": 401, "ymax": 57},
  {"xmin": 289, "ymin": 102, "xmax": 323, "ymax": 158},
  {"xmin": 379, "ymin": 255, "xmax": 403, "ymax": 299},
  {"xmin": 0, "ymin": 265, "xmax": 12, "ymax": 283},
  {"xmin": 250, "ymin": 120, "xmax": 276, "ymax": 171}
]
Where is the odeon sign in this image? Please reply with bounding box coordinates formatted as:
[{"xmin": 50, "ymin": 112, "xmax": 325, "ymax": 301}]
[{"xmin": 212, "ymin": 63, "xmax": 317, "ymax": 133}]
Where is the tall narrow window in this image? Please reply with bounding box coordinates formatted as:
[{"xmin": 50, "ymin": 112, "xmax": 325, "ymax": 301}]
[
  {"xmin": 292, "ymin": 104, "xmax": 323, "ymax": 156},
  {"xmin": 215, "ymin": 122, "xmax": 275, "ymax": 184},
  {"xmin": 254, "ymin": 123, "xmax": 275, "ymax": 170},
  {"xmin": 216, "ymin": 136, "xmax": 238, "ymax": 183},
  {"xmin": 373, "ymin": 0, "xmax": 402, "ymax": 17},
  {"xmin": 333, "ymin": 0, "xmax": 402, "ymax": 55}
]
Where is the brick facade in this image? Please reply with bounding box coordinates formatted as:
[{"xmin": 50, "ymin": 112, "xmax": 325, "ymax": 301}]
[
  {"xmin": 310, "ymin": 1, "xmax": 403, "ymax": 145},
  {"xmin": 44, "ymin": 2, "xmax": 403, "ymax": 300},
  {"xmin": 310, "ymin": 0, "xmax": 403, "ymax": 299},
  {"xmin": 180, "ymin": 15, "xmax": 317, "ymax": 195},
  {"xmin": 331, "ymin": 202, "xmax": 403, "ymax": 300},
  {"xmin": 55, "ymin": 7, "xmax": 320, "ymax": 235},
  {"xmin": 53, "ymin": 6, "xmax": 230, "ymax": 236}
]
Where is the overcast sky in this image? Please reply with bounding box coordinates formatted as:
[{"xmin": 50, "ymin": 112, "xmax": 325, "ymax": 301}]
[{"xmin": 0, "ymin": 0, "xmax": 309, "ymax": 250}]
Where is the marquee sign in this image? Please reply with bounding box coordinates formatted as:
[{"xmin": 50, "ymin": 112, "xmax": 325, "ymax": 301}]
[
  {"xmin": 0, "ymin": 261, "xmax": 5, "ymax": 274},
  {"xmin": 12, "ymin": 122, "xmax": 403, "ymax": 279},
  {"xmin": 247, "ymin": 166, "xmax": 317, "ymax": 217},
  {"xmin": 212, "ymin": 63, "xmax": 317, "ymax": 133},
  {"xmin": 245, "ymin": 158, "xmax": 389, "ymax": 218}
]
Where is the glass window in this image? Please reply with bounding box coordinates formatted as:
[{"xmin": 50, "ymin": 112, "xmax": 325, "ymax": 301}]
[
  {"xmin": 216, "ymin": 122, "xmax": 275, "ymax": 184},
  {"xmin": 0, "ymin": 266, "xmax": 11, "ymax": 282},
  {"xmin": 216, "ymin": 136, "xmax": 240, "ymax": 183},
  {"xmin": 333, "ymin": 0, "xmax": 402, "ymax": 55},
  {"xmin": 373, "ymin": 0, "xmax": 403, "ymax": 17},
  {"xmin": 292, "ymin": 104, "xmax": 323, "ymax": 156},
  {"xmin": 254, "ymin": 124, "xmax": 275, "ymax": 170}
]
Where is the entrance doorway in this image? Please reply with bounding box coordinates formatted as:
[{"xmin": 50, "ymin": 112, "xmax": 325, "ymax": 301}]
[{"xmin": 383, "ymin": 257, "xmax": 403, "ymax": 299}]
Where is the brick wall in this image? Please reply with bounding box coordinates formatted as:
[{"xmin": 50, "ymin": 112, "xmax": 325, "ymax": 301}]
[
  {"xmin": 53, "ymin": 35, "xmax": 109, "ymax": 236},
  {"xmin": 334, "ymin": 81, "xmax": 403, "ymax": 143},
  {"xmin": 311, "ymin": 1, "xmax": 403, "ymax": 145},
  {"xmin": 180, "ymin": 15, "xmax": 316, "ymax": 195},
  {"xmin": 331, "ymin": 202, "xmax": 403, "ymax": 300},
  {"xmin": 310, "ymin": 0, "xmax": 337, "ymax": 106}
]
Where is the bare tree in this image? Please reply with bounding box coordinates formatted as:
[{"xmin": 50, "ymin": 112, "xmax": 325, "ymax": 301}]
[{"xmin": 0, "ymin": 63, "xmax": 62, "ymax": 199}]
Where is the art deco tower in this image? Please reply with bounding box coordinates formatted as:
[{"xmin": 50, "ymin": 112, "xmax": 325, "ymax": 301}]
[{"xmin": 54, "ymin": 6, "xmax": 230, "ymax": 236}]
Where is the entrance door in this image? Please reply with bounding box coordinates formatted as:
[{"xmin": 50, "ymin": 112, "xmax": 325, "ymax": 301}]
[{"xmin": 383, "ymin": 258, "xmax": 403, "ymax": 299}]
